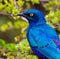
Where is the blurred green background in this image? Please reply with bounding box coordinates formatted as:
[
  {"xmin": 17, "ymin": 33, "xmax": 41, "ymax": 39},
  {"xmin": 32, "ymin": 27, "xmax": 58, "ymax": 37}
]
[{"xmin": 0, "ymin": 0, "xmax": 60, "ymax": 59}]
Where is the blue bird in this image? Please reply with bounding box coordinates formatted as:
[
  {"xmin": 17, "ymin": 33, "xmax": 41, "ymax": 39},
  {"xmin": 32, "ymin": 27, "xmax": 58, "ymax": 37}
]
[{"xmin": 17, "ymin": 9, "xmax": 60, "ymax": 59}]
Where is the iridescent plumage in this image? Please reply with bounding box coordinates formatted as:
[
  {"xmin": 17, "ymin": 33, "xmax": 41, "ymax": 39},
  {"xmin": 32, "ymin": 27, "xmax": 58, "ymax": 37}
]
[{"xmin": 17, "ymin": 9, "xmax": 60, "ymax": 59}]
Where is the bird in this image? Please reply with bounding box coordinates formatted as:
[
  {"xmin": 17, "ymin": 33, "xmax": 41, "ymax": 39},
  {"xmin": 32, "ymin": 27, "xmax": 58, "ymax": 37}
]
[{"xmin": 17, "ymin": 9, "xmax": 60, "ymax": 59}]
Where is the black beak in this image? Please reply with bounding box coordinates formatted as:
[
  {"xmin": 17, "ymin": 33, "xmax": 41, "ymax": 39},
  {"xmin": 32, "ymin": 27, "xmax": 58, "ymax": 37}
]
[
  {"xmin": 16, "ymin": 13, "xmax": 26, "ymax": 17},
  {"xmin": 16, "ymin": 13, "xmax": 28, "ymax": 22}
]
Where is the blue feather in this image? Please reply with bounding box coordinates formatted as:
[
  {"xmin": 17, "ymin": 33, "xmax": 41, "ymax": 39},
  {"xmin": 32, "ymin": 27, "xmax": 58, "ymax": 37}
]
[{"xmin": 18, "ymin": 9, "xmax": 60, "ymax": 59}]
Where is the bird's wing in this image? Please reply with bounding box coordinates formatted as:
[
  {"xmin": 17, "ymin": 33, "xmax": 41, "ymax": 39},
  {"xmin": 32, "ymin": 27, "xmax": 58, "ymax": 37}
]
[
  {"xmin": 26, "ymin": 28, "xmax": 38, "ymax": 48},
  {"xmin": 42, "ymin": 24, "xmax": 60, "ymax": 49},
  {"xmin": 29, "ymin": 28, "xmax": 60, "ymax": 59},
  {"xmin": 27, "ymin": 29, "xmax": 48, "ymax": 59}
]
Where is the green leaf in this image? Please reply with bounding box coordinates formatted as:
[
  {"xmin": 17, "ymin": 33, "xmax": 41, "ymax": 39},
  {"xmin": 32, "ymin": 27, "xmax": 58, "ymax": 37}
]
[
  {"xmin": 0, "ymin": 24, "xmax": 9, "ymax": 32},
  {"xmin": 16, "ymin": 39, "xmax": 30, "ymax": 51},
  {"xmin": 26, "ymin": 55, "xmax": 38, "ymax": 59},
  {"xmin": 31, "ymin": 0, "xmax": 40, "ymax": 4},
  {"xmin": 0, "ymin": 39, "xmax": 6, "ymax": 47},
  {"xmin": 6, "ymin": 43, "xmax": 16, "ymax": 52},
  {"xmin": 17, "ymin": 0, "xmax": 24, "ymax": 7}
]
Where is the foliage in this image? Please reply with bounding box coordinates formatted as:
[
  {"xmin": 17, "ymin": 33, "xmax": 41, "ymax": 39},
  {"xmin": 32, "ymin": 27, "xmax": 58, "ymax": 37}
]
[
  {"xmin": 0, "ymin": 0, "xmax": 40, "ymax": 59},
  {"xmin": 0, "ymin": 0, "xmax": 60, "ymax": 59},
  {"xmin": 0, "ymin": 0, "xmax": 40, "ymax": 42},
  {"xmin": 44, "ymin": 0, "xmax": 60, "ymax": 34},
  {"xmin": 0, "ymin": 39, "xmax": 38, "ymax": 59}
]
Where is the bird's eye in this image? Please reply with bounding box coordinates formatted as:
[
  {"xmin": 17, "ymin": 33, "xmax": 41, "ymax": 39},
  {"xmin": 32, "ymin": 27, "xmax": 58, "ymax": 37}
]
[{"xmin": 30, "ymin": 13, "xmax": 34, "ymax": 17}]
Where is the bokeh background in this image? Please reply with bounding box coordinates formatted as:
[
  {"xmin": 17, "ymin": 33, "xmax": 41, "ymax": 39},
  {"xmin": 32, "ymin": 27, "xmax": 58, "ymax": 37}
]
[{"xmin": 0, "ymin": 0, "xmax": 60, "ymax": 59}]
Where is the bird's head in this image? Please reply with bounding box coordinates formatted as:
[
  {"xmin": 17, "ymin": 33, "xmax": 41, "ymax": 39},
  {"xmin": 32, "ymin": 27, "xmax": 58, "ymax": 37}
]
[{"xmin": 17, "ymin": 9, "xmax": 46, "ymax": 26}]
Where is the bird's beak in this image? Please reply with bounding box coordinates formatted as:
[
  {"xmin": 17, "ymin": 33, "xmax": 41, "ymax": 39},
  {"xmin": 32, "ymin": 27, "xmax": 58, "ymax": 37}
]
[
  {"xmin": 16, "ymin": 13, "xmax": 26, "ymax": 17},
  {"xmin": 16, "ymin": 13, "xmax": 28, "ymax": 22}
]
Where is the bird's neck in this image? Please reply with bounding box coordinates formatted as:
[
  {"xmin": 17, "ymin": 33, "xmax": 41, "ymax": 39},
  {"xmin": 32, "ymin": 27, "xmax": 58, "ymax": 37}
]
[{"xmin": 29, "ymin": 19, "xmax": 46, "ymax": 28}]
